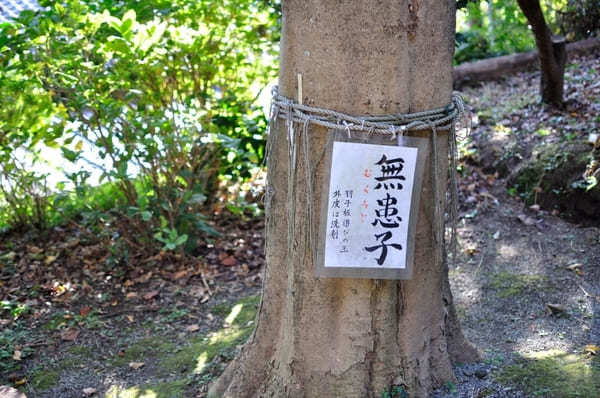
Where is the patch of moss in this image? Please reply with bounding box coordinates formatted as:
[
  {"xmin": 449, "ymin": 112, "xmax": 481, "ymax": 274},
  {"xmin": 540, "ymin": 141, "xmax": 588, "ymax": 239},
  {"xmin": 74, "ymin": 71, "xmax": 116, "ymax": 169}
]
[
  {"xmin": 488, "ymin": 271, "xmax": 550, "ymax": 298},
  {"xmin": 160, "ymin": 326, "xmax": 253, "ymax": 375},
  {"xmin": 496, "ymin": 350, "xmax": 600, "ymax": 397},
  {"xmin": 30, "ymin": 368, "xmax": 60, "ymax": 391},
  {"xmin": 56, "ymin": 356, "xmax": 85, "ymax": 370},
  {"xmin": 210, "ymin": 295, "xmax": 260, "ymax": 324},
  {"xmin": 42, "ymin": 312, "xmax": 69, "ymax": 330},
  {"xmin": 106, "ymin": 380, "xmax": 186, "ymax": 398},
  {"xmin": 28, "ymin": 354, "xmax": 87, "ymax": 391},
  {"xmin": 160, "ymin": 295, "xmax": 259, "ymax": 375},
  {"xmin": 67, "ymin": 345, "xmax": 93, "ymax": 357},
  {"xmin": 110, "ymin": 336, "xmax": 176, "ymax": 367},
  {"xmin": 512, "ymin": 141, "xmax": 598, "ymax": 211}
]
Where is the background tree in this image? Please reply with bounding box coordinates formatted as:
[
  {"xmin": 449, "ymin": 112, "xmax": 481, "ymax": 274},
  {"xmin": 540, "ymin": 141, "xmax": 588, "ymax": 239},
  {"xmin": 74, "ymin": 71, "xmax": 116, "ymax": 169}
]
[
  {"xmin": 516, "ymin": 0, "xmax": 566, "ymax": 106},
  {"xmin": 209, "ymin": 1, "xmax": 478, "ymax": 397}
]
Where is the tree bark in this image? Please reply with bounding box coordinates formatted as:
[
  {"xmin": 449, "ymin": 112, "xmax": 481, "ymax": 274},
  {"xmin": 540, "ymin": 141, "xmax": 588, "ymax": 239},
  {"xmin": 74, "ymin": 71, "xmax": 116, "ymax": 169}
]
[
  {"xmin": 209, "ymin": 1, "xmax": 478, "ymax": 397},
  {"xmin": 516, "ymin": 0, "xmax": 566, "ymax": 106}
]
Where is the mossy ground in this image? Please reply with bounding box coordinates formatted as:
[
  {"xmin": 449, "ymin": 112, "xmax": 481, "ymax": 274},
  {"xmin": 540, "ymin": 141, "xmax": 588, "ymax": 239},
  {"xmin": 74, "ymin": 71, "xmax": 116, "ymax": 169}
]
[
  {"xmin": 23, "ymin": 295, "xmax": 260, "ymax": 396},
  {"xmin": 487, "ymin": 271, "xmax": 551, "ymax": 298},
  {"xmin": 106, "ymin": 380, "xmax": 187, "ymax": 398},
  {"xmin": 109, "ymin": 336, "xmax": 176, "ymax": 367},
  {"xmin": 30, "ymin": 369, "xmax": 61, "ymax": 391},
  {"xmin": 160, "ymin": 295, "xmax": 260, "ymax": 376},
  {"xmin": 28, "ymin": 347, "xmax": 90, "ymax": 391},
  {"xmin": 496, "ymin": 350, "xmax": 600, "ymax": 397}
]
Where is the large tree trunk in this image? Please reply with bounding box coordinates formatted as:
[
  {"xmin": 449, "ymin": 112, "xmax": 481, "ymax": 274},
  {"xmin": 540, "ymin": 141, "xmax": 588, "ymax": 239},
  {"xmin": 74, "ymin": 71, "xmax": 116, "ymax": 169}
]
[
  {"xmin": 516, "ymin": 0, "xmax": 566, "ymax": 106},
  {"xmin": 209, "ymin": 1, "xmax": 478, "ymax": 397}
]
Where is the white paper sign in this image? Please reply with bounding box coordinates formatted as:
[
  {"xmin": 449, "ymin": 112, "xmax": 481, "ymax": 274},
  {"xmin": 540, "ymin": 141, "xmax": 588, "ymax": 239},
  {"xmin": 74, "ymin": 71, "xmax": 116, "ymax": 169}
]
[{"xmin": 324, "ymin": 141, "xmax": 418, "ymax": 269}]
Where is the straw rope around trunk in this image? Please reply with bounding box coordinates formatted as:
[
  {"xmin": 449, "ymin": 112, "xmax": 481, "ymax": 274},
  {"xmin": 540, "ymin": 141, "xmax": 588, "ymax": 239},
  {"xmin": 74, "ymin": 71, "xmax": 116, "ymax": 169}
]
[{"xmin": 267, "ymin": 86, "xmax": 465, "ymax": 275}]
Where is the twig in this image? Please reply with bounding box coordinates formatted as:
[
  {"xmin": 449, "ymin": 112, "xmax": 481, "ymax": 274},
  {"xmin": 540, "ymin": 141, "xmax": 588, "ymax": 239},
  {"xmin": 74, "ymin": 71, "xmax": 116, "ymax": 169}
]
[
  {"xmin": 477, "ymin": 253, "xmax": 485, "ymax": 270},
  {"xmin": 99, "ymin": 307, "xmax": 156, "ymax": 319}
]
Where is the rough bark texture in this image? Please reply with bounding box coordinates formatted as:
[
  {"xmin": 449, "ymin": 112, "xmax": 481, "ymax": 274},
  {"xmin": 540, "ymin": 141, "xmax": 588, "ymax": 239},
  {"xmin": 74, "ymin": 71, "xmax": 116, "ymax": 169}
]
[
  {"xmin": 209, "ymin": 1, "xmax": 478, "ymax": 397},
  {"xmin": 516, "ymin": 0, "xmax": 566, "ymax": 106}
]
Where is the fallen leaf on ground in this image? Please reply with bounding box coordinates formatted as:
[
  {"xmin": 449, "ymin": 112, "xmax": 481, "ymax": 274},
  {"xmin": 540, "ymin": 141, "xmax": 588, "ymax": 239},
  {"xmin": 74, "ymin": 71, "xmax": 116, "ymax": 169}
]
[
  {"xmin": 566, "ymin": 263, "xmax": 582, "ymax": 271},
  {"xmin": 126, "ymin": 292, "xmax": 138, "ymax": 299},
  {"xmin": 83, "ymin": 387, "xmax": 97, "ymax": 396},
  {"xmin": 134, "ymin": 272, "xmax": 153, "ymax": 283},
  {"xmin": 79, "ymin": 306, "xmax": 92, "ymax": 318},
  {"xmin": 221, "ymin": 255, "xmax": 237, "ymax": 266},
  {"xmin": 185, "ymin": 324, "xmax": 200, "ymax": 332},
  {"xmin": 60, "ymin": 328, "xmax": 79, "ymax": 341},
  {"xmin": 12, "ymin": 350, "xmax": 21, "ymax": 361},
  {"xmin": 0, "ymin": 252, "xmax": 16, "ymax": 261},
  {"xmin": 129, "ymin": 362, "xmax": 144, "ymax": 370},
  {"xmin": 464, "ymin": 246, "xmax": 478, "ymax": 255},
  {"xmin": 27, "ymin": 245, "xmax": 43, "ymax": 254},
  {"xmin": 0, "ymin": 385, "xmax": 26, "ymax": 397},
  {"xmin": 545, "ymin": 303, "xmax": 566, "ymax": 316},
  {"xmin": 14, "ymin": 378, "xmax": 26, "ymax": 386},
  {"xmin": 172, "ymin": 270, "xmax": 187, "ymax": 280},
  {"xmin": 517, "ymin": 214, "xmax": 536, "ymax": 226},
  {"xmin": 126, "ymin": 315, "xmax": 134, "ymax": 322},
  {"xmin": 584, "ymin": 344, "xmax": 598, "ymax": 355},
  {"xmin": 44, "ymin": 255, "xmax": 57, "ymax": 265},
  {"xmin": 143, "ymin": 290, "xmax": 159, "ymax": 300}
]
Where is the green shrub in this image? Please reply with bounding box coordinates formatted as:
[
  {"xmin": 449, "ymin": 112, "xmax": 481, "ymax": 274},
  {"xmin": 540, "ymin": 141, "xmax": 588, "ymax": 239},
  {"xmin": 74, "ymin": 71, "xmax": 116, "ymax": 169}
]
[{"xmin": 0, "ymin": 0, "xmax": 279, "ymax": 245}]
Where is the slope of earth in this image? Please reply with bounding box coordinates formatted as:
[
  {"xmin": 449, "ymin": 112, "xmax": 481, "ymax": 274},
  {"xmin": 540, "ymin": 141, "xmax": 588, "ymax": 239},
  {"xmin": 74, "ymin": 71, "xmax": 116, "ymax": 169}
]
[{"xmin": 435, "ymin": 51, "xmax": 600, "ymax": 397}]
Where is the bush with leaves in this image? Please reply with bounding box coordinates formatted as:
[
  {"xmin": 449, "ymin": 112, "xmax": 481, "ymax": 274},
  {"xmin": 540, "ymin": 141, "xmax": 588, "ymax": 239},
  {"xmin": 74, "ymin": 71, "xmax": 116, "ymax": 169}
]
[
  {"xmin": 456, "ymin": 0, "xmax": 536, "ymax": 63},
  {"xmin": 0, "ymin": 0, "xmax": 279, "ymax": 248}
]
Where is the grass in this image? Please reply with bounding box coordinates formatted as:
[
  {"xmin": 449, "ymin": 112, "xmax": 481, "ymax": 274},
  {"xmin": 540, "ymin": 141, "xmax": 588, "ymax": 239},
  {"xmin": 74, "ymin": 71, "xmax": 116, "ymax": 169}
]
[{"xmin": 496, "ymin": 350, "xmax": 600, "ymax": 397}]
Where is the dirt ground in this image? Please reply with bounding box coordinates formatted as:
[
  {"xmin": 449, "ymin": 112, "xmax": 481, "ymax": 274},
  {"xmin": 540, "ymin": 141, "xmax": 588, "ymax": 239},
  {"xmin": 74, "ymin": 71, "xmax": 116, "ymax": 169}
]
[
  {"xmin": 1, "ymin": 52, "xmax": 599, "ymax": 397},
  {"xmin": 434, "ymin": 51, "xmax": 600, "ymax": 397}
]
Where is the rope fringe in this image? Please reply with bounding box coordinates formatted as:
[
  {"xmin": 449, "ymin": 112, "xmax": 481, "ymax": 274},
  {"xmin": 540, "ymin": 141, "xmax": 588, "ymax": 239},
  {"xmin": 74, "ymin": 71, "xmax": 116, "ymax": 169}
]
[{"xmin": 269, "ymin": 86, "xmax": 465, "ymax": 273}]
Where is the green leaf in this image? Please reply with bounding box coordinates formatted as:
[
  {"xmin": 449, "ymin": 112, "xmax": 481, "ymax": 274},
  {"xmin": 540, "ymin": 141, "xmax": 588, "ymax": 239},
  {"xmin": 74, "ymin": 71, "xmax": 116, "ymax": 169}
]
[
  {"xmin": 60, "ymin": 147, "xmax": 81, "ymax": 162},
  {"xmin": 141, "ymin": 211, "xmax": 152, "ymax": 221},
  {"xmin": 174, "ymin": 234, "xmax": 188, "ymax": 246}
]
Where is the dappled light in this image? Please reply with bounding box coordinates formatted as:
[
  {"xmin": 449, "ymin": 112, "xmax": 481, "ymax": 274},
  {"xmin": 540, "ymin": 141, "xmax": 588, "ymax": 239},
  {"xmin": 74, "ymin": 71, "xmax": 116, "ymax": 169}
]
[
  {"xmin": 225, "ymin": 303, "xmax": 243, "ymax": 325},
  {"xmin": 194, "ymin": 352, "xmax": 209, "ymax": 375},
  {"xmin": 0, "ymin": 0, "xmax": 598, "ymax": 397}
]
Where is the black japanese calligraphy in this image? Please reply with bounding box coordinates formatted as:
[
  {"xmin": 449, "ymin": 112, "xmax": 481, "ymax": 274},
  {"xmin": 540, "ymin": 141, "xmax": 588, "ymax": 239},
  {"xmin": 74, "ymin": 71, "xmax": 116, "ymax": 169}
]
[
  {"xmin": 374, "ymin": 154, "xmax": 406, "ymax": 190},
  {"xmin": 364, "ymin": 231, "xmax": 402, "ymax": 266},
  {"xmin": 364, "ymin": 153, "xmax": 406, "ymax": 265}
]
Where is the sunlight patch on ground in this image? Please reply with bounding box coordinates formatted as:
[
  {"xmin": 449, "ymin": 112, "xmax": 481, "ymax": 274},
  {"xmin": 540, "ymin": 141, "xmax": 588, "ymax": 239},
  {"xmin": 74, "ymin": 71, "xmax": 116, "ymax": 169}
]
[
  {"xmin": 225, "ymin": 303, "xmax": 243, "ymax": 325},
  {"xmin": 496, "ymin": 349, "xmax": 600, "ymax": 397},
  {"xmin": 194, "ymin": 352, "xmax": 209, "ymax": 374},
  {"xmin": 498, "ymin": 244, "xmax": 519, "ymax": 260},
  {"xmin": 105, "ymin": 380, "xmax": 185, "ymax": 398}
]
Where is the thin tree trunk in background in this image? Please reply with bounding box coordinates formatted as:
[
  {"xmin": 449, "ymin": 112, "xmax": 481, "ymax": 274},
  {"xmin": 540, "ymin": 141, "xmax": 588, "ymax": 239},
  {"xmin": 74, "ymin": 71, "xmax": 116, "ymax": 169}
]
[
  {"xmin": 209, "ymin": 1, "xmax": 478, "ymax": 397},
  {"xmin": 517, "ymin": 0, "xmax": 566, "ymax": 106}
]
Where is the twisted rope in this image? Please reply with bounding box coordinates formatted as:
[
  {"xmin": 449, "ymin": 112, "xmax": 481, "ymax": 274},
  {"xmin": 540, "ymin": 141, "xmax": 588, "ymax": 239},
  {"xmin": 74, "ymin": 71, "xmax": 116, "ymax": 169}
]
[
  {"xmin": 268, "ymin": 86, "xmax": 465, "ymax": 273},
  {"xmin": 270, "ymin": 86, "xmax": 463, "ymax": 136}
]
